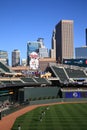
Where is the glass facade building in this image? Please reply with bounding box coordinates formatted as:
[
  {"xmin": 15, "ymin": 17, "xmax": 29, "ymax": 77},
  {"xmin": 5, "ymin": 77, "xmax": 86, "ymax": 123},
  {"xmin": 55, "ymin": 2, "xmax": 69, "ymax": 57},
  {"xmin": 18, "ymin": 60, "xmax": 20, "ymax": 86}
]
[
  {"xmin": 27, "ymin": 41, "xmax": 40, "ymax": 65},
  {"xmin": 0, "ymin": 50, "xmax": 8, "ymax": 65},
  {"xmin": 39, "ymin": 48, "xmax": 48, "ymax": 58},
  {"xmin": 27, "ymin": 38, "xmax": 49, "ymax": 66},
  {"xmin": 75, "ymin": 46, "xmax": 87, "ymax": 59}
]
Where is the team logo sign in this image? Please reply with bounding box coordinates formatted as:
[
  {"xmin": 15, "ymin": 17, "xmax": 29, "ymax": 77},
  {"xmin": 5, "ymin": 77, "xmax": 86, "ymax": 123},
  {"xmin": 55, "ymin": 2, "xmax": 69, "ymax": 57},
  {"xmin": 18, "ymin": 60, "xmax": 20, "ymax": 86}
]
[{"xmin": 73, "ymin": 92, "xmax": 78, "ymax": 97}]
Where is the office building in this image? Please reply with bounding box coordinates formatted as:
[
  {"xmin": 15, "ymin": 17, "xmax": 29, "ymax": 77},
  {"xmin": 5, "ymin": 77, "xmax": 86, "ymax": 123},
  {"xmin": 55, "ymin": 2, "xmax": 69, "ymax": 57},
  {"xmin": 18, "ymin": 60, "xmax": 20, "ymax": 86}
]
[
  {"xmin": 27, "ymin": 38, "xmax": 49, "ymax": 65},
  {"xmin": 38, "ymin": 38, "xmax": 49, "ymax": 58},
  {"xmin": 86, "ymin": 29, "xmax": 87, "ymax": 46},
  {"xmin": 37, "ymin": 38, "xmax": 44, "ymax": 48},
  {"xmin": 0, "ymin": 50, "xmax": 9, "ymax": 65},
  {"xmin": 50, "ymin": 29, "xmax": 56, "ymax": 59},
  {"xmin": 21, "ymin": 59, "xmax": 27, "ymax": 66},
  {"xmin": 12, "ymin": 49, "xmax": 20, "ymax": 67},
  {"xmin": 39, "ymin": 58, "xmax": 56, "ymax": 71},
  {"xmin": 55, "ymin": 20, "xmax": 74, "ymax": 62},
  {"xmin": 39, "ymin": 48, "xmax": 48, "ymax": 58},
  {"xmin": 75, "ymin": 46, "xmax": 87, "ymax": 58},
  {"xmin": 27, "ymin": 41, "xmax": 40, "ymax": 65}
]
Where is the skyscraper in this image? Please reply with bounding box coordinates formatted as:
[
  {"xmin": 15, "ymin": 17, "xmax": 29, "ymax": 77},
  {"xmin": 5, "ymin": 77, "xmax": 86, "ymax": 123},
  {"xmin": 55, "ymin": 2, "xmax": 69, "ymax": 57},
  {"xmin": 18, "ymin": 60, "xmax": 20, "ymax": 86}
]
[
  {"xmin": 37, "ymin": 38, "xmax": 49, "ymax": 58},
  {"xmin": 55, "ymin": 20, "xmax": 74, "ymax": 62},
  {"xmin": 0, "ymin": 50, "xmax": 8, "ymax": 65},
  {"xmin": 50, "ymin": 29, "xmax": 56, "ymax": 59},
  {"xmin": 39, "ymin": 48, "xmax": 49, "ymax": 58},
  {"xmin": 12, "ymin": 49, "xmax": 20, "ymax": 67},
  {"xmin": 27, "ymin": 38, "xmax": 49, "ymax": 65},
  {"xmin": 75, "ymin": 46, "xmax": 87, "ymax": 59},
  {"xmin": 86, "ymin": 29, "xmax": 87, "ymax": 46},
  {"xmin": 27, "ymin": 41, "xmax": 40, "ymax": 65}
]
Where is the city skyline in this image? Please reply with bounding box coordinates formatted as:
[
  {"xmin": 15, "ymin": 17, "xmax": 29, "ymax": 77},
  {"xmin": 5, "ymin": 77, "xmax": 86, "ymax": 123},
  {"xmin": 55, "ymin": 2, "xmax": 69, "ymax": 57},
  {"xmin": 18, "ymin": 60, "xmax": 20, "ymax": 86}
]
[{"xmin": 0, "ymin": 0, "xmax": 87, "ymax": 64}]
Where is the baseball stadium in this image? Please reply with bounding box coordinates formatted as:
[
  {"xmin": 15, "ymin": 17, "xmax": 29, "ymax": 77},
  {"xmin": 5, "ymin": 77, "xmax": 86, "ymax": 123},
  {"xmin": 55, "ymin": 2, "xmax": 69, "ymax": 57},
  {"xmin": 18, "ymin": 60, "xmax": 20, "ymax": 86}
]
[{"xmin": 0, "ymin": 61, "xmax": 87, "ymax": 130}]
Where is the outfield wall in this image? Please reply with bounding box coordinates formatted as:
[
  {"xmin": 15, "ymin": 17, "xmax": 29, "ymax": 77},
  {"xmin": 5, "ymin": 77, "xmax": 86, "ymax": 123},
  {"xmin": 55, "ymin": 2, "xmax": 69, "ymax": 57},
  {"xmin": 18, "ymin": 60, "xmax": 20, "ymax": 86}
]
[
  {"xmin": 62, "ymin": 91, "xmax": 87, "ymax": 98},
  {"xmin": 18, "ymin": 87, "xmax": 60, "ymax": 103},
  {"xmin": 18, "ymin": 87, "xmax": 87, "ymax": 103},
  {"xmin": 30, "ymin": 98, "xmax": 87, "ymax": 105}
]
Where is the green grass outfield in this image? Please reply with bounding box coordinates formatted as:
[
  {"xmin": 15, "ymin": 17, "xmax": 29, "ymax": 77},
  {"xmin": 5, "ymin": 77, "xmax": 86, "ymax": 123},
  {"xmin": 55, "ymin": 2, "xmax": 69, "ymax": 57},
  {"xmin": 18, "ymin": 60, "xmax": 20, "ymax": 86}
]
[{"xmin": 12, "ymin": 103, "xmax": 87, "ymax": 130}]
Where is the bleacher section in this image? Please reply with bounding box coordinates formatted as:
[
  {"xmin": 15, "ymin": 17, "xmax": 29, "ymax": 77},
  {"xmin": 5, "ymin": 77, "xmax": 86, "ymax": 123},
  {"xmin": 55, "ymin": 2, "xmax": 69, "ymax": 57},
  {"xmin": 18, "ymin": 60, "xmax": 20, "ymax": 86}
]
[
  {"xmin": 0, "ymin": 68, "xmax": 6, "ymax": 73},
  {"xmin": 34, "ymin": 77, "xmax": 51, "ymax": 85},
  {"xmin": 0, "ymin": 77, "xmax": 52, "ymax": 88},
  {"xmin": 12, "ymin": 80, "xmax": 23, "ymax": 85},
  {"xmin": 48, "ymin": 63, "xmax": 87, "ymax": 85},
  {"xmin": 0, "ymin": 61, "xmax": 87, "ymax": 88},
  {"xmin": 51, "ymin": 66, "xmax": 69, "ymax": 83},
  {"xmin": 0, "ymin": 79, "xmax": 23, "ymax": 87},
  {"xmin": 65, "ymin": 68, "xmax": 87, "ymax": 79},
  {"xmin": 21, "ymin": 78, "xmax": 36, "ymax": 83},
  {"xmin": 0, "ymin": 61, "xmax": 13, "ymax": 73},
  {"xmin": 1, "ymin": 80, "xmax": 12, "ymax": 85}
]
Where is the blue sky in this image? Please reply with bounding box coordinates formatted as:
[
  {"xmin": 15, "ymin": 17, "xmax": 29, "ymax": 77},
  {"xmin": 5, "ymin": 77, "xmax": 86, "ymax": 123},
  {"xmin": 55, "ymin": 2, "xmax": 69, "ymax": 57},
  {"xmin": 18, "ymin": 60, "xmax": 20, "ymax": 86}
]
[{"xmin": 0, "ymin": 0, "xmax": 87, "ymax": 64}]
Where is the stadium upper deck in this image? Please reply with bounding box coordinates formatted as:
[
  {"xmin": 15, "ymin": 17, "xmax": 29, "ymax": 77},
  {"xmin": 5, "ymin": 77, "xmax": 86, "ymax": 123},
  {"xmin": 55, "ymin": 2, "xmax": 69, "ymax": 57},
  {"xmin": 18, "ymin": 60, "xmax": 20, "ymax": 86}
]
[
  {"xmin": 0, "ymin": 61, "xmax": 52, "ymax": 89},
  {"xmin": 46, "ymin": 63, "xmax": 87, "ymax": 86},
  {"xmin": 0, "ymin": 61, "xmax": 87, "ymax": 88}
]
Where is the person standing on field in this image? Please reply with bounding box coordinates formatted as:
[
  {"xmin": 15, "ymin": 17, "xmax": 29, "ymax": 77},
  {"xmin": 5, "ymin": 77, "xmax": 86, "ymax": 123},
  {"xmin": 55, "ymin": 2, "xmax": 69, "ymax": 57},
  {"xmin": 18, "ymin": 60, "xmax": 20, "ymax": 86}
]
[{"xmin": 18, "ymin": 124, "xmax": 21, "ymax": 130}]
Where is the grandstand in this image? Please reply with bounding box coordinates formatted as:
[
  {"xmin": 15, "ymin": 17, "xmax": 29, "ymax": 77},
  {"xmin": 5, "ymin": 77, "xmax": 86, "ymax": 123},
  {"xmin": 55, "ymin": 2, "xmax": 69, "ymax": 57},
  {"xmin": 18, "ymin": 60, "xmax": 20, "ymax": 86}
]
[
  {"xmin": 0, "ymin": 61, "xmax": 53, "ymax": 103},
  {"xmin": 0, "ymin": 61, "xmax": 87, "ymax": 104},
  {"xmin": 47, "ymin": 63, "xmax": 87, "ymax": 86},
  {"xmin": 0, "ymin": 77, "xmax": 52, "ymax": 89},
  {"xmin": 1, "ymin": 61, "xmax": 87, "ymax": 88},
  {"xmin": 45, "ymin": 63, "xmax": 87, "ymax": 99},
  {"xmin": 0, "ymin": 61, "xmax": 13, "ymax": 73},
  {"xmin": 50, "ymin": 66, "xmax": 69, "ymax": 83}
]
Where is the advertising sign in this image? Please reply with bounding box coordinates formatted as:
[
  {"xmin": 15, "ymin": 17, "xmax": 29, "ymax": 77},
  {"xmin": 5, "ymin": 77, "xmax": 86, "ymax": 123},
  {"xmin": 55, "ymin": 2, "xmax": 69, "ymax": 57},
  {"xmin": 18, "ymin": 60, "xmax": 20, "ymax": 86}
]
[
  {"xmin": 65, "ymin": 91, "xmax": 87, "ymax": 98},
  {"xmin": 63, "ymin": 59, "xmax": 87, "ymax": 67},
  {"xmin": 29, "ymin": 52, "xmax": 39, "ymax": 70}
]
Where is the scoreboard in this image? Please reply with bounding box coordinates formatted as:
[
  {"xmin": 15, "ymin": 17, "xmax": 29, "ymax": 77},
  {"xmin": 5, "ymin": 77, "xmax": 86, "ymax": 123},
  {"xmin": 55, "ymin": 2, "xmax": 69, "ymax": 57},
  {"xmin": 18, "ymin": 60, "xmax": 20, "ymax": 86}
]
[{"xmin": 63, "ymin": 58, "xmax": 87, "ymax": 67}]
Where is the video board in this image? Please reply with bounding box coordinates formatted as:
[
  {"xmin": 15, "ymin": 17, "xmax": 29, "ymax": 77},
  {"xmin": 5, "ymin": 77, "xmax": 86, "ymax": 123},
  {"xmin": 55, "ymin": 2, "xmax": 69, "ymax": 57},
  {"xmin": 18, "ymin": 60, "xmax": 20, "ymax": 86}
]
[{"xmin": 63, "ymin": 58, "xmax": 87, "ymax": 67}]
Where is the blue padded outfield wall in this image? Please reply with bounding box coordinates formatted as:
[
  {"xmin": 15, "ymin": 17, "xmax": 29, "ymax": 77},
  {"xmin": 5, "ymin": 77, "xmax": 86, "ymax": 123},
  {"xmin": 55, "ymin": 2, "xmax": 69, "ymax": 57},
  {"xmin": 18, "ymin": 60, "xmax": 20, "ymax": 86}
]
[{"xmin": 64, "ymin": 91, "xmax": 87, "ymax": 98}]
